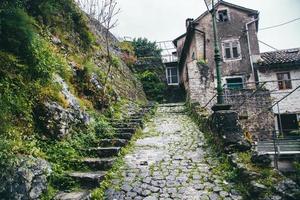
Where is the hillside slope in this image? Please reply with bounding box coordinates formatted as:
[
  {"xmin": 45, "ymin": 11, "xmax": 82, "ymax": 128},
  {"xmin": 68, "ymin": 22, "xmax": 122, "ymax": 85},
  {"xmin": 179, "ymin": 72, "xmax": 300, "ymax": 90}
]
[{"xmin": 0, "ymin": 0, "xmax": 146, "ymax": 199}]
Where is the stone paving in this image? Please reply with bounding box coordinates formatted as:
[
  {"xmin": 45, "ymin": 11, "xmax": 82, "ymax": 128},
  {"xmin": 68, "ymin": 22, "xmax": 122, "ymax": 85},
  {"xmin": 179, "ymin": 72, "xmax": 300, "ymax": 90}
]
[{"xmin": 105, "ymin": 103, "xmax": 243, "ymax": 200}]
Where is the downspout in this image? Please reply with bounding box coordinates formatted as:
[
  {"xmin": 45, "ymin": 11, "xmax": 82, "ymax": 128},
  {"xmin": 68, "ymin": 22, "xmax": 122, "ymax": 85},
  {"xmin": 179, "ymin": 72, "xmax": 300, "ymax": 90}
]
[{"xmin": 245, "ymin": 18, "xmax": 259, "ymax": 84}]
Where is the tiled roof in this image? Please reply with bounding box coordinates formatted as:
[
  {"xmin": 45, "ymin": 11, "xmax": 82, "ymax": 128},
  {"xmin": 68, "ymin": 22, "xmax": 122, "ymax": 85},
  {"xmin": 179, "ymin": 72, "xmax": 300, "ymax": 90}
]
[{"xmin": 259, "ymin": 48, "xmax": 300, "ymax": 66}]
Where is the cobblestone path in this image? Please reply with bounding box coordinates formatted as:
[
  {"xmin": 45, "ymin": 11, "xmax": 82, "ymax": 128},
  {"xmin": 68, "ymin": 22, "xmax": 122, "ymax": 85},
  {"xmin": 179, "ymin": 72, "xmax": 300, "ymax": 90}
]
[{"xmin": 105, "ymin": 103, "xmax": 242, "ymax": 200}]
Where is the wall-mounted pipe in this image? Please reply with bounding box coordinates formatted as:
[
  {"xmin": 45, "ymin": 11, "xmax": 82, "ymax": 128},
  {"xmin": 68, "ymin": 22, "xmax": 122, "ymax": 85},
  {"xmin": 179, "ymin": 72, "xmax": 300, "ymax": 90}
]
[{"xmin": 245, "ymin": 18, "xmax": 259, "ymax": 83}]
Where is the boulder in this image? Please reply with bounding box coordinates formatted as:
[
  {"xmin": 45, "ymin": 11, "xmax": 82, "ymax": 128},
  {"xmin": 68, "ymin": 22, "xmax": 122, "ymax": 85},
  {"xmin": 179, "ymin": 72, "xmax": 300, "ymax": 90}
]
[
  {"xmin": 275, "ymin": 179, "xmax": 300, "ymax": 200},
  {"xmin": 90, "ymin": 73, "xmax": 103, "ymax": 91},
  {"xmin": 211, "ymin": 110, "xmax": 251, "ymax": 152},
  {"xmin": 9, "ymin": 156, "xmax": 51, "ymax": 200},
  {"xmin": 51, "ymin": 36, "xmax": 62, "ymax": 45},
  {"xmin": 251, "ymin": 152, "xmax": 272, "ymax": 167},
  {"xmin": 250, "ymin": 181, "xmax": 268, "ymax": 195}
]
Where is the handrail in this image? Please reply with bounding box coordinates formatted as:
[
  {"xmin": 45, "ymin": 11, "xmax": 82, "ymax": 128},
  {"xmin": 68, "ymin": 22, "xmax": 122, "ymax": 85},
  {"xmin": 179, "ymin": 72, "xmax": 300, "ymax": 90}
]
[
  {"xmin": 203, "ymin": 93, "xmax": 217, "ymax": 108},
  {"xmin": 269, "ymin": 84, "xmax": 300, "ymax": 109},
  {"xmin": 237, "ymin": 82, "xmax": 267, "ymax": 108}
]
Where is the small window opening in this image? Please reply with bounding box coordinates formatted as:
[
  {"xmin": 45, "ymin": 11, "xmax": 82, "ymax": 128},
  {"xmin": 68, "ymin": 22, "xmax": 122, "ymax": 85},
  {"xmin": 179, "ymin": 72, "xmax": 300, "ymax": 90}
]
[
  {"xmin": 218, "ymin": 10, "xmax": 229, "ymax": 22},
  {"xmin": 226, "ymin": 77, "xmax": 244, "ymax": 89},
  {"xmin": 277, "ymin": 72, "xmax": 292, "ymax": 90},
  {"xmin": 192, "ymin": 52, "xmax": 195, "ymax": 60}
]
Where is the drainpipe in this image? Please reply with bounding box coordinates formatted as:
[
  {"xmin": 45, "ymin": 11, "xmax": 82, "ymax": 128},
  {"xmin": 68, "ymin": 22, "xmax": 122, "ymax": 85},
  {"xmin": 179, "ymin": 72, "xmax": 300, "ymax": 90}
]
[{"xmin": 245, "ymin": 18, "xmax": 259, "ymax": 85}]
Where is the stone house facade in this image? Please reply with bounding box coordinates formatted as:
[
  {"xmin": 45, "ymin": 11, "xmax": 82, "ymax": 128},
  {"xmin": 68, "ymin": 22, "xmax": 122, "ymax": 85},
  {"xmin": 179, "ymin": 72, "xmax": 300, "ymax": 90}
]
[
  {"xmin": 256, "ymin": 48, "xmax": 300, "ymax": 136},
  {"xmin": 173, "ymin": 0, "xmax": 260, "ymax": 104},
  {"xmin": 172, "ymin": 1, "xmax": 275, "ymax": 140}
]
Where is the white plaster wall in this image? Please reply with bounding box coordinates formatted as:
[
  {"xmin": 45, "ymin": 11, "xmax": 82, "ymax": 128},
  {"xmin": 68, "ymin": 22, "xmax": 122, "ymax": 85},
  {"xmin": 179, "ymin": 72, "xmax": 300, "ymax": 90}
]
[{"xmin": 258, "ymin": 68, "xmax": 300, "ymax": 114}]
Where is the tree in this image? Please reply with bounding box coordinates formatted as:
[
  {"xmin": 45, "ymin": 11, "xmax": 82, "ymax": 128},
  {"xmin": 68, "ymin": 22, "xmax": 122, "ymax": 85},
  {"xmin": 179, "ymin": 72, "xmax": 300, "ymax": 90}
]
[
  {"xmin": 75, "ymin": 0, "xmax": 120, "ymax": 90},
  {"xmin": 131, "ymin": 38, "xmax": 166, "ymax": 102},
  {"xmin": 132, "ymin": 38, "xmax": 162, "ymax": 60}
]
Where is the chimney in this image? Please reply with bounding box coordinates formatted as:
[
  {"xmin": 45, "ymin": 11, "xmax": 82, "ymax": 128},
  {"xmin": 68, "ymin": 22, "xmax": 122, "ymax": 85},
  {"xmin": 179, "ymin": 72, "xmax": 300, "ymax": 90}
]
[{"xmin": 186, "ymin": 18, "xmax": 194, "ymax": 29}]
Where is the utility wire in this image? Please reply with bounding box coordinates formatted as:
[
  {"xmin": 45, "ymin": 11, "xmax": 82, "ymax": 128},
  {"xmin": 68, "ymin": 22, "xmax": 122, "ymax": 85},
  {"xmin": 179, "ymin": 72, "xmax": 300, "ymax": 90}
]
[
  {"xmin": 259, "ymin": 17, "xmax": 300, "ymax": 31},
  {"xmin": 258, "ymin": 40, "xmax": 278, "ymax": 51}
]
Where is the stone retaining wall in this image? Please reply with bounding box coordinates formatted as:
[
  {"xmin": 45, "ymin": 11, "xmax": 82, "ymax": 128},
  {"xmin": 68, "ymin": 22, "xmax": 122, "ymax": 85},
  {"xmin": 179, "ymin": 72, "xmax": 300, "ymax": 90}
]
[{"xmin": 224, "ymin": 89, "xmax": 275, "ymax": 141}]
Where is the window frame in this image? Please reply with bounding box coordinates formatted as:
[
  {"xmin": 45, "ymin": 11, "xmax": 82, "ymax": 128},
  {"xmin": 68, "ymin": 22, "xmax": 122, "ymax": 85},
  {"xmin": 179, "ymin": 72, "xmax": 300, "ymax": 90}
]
[
  {"xmin": 166, "ymin": 66, "xmax": 179, "ymax": 86},
  {"xmin": 277, "ymin": 72, "xmax": 292, "ymax": 90},
  {"xmin": 217, "ymin": 9, "xmax": 230, "ymax": 22},
  {"xmin": 224, "ymin": 76, "xmax": 245, "ymax": 89},
  {"xmin": 222, "ymin": 39, "xmax": 242, "ymax": 61}
]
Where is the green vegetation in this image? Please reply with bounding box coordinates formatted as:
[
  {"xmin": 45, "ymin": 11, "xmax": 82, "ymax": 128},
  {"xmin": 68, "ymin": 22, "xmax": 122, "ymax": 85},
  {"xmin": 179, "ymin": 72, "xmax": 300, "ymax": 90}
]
[
  {"xmin": 197, "ymin": 58, "xmax": 208, "ymax": 66},
  {"xmin": 138, "ymin": 70, "xmax": 166, "ymax": 102},
  {"xmin": 119, "ymin": 41, "xmax": 137, "ymax": 68},
  {"xmin": 132, "ymin": 38, "xmax": 162, "ymax": 59},
  {"xmin": 131, "ymin": 38, "xmax": 167, "ymax": 102},
  {"xmin": 0, "ymin": 0, "xmax": 146, "ymax": 198}
]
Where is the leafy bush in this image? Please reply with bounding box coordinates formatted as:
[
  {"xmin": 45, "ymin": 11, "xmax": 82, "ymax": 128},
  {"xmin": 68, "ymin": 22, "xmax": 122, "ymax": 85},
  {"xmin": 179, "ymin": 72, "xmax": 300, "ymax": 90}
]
[
  {"xmin": 138, "ymin": 70, "xmax": 166, "ymax": 102},
  {"xmin": 94, "ymin": 116, "xmax": 114, "ymax": 138},
  {"xmin": 119, "ymin": 41, "xmax": 137, "ymax": 67},
  {"xmin": 0, "ymin": 8, "xmax": 36, "ymax": 56}
]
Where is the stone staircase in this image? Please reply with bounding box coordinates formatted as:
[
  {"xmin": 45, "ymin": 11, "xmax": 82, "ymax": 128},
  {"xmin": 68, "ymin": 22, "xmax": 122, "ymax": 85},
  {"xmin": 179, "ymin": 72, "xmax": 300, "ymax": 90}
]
[{"xmin": 54, "ymin": 104, "xmax": 153, "ymax": 200}]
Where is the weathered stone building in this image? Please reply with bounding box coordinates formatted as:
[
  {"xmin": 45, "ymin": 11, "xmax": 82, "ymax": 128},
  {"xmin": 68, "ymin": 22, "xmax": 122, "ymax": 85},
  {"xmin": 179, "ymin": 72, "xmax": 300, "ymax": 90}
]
[
  {"xmin": 256, "ymin": 48, "xmax": 300, "ymax": 136},
  {"xmin": 171, "ymin": 0, "xmax": 275, "ymax": 140},
  {"xmin": 173, "ymin": 0, "xmax": 260, "ymax": 104}
]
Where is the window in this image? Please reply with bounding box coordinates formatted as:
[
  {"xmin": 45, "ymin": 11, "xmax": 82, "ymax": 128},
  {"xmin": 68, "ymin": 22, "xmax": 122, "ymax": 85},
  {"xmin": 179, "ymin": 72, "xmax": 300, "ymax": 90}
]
[
  {"xmin": 166, "ymin": 67, "xmax": 179, "ymax": 85},
  {"xmin": 226, "ymin": 77, "xmax": 244, "ymax": 89},
  {"xmin": 277, "ymin": 72, "xmax": 292, "ymax": 90},
  {"xmin": 191, "ymin": 52, "xmax": 195, "ymax": 60},
  {"xmin": 222, "ymin": 40, "xmax": 241, "ymax": 61},
  {"xmin": 218, "ymin": 10, "xmax": 229, "ymax": 22}
]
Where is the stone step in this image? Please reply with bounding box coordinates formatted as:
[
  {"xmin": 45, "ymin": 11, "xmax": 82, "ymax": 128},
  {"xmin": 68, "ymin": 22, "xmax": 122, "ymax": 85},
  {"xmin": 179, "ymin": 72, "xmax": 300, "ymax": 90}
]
[
  {"xmin": 158, "ymin": 103, "xmax": 185, "ymax": 107},
  {"xmin": 114, "ymin": 132, "xmax": 133, "ymax": 140},
  {"xmin": 81, "ymin": 157, "xmax": 116, "ymax": 170},
  {"xmin": 113, "ymin": 127, "xmax": 136, "ymax": 133},
  {"xmin": 129, "ymin": 114, "xmax": 145, "ymax": 118},
  {"xmin": 87, "ymin": 147, "xmax": 121, "ymax": 158},
  {"xmin": 55, "ymin": 191, "xmax": 91, "ymax": 200},
  {"xmin": 110, "ymin": 122, "xmax": 140, "ymax": 128},
  {"xmin": 68, "ymin": 171, "xmax": 106, "ymax": 189},
  {"xmin": 109, "ymin": 118, "xmax": 143, "ymax": 124},
  {"xmin": 99, "ymin": 139, "xmax": 128, "ymax": 147}
]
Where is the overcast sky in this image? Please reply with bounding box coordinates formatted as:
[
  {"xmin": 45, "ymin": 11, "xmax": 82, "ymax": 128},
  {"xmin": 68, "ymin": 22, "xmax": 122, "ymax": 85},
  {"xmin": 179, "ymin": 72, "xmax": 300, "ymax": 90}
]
[{"xmin": 112, "ymin": 0, "xmax": 300, "ymax": 52}]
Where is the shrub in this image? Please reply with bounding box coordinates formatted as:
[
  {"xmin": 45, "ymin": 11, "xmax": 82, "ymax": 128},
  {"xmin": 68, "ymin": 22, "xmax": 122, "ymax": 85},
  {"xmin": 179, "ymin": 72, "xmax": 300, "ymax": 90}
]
[
  {"xmin": 0, "ymin": 8, "xmax": 36, "ymax": 56},
  {"xmin": 119, "ymin": 41, "xmax": 137, "ymax": 67},
  {"xmin": 94, "ymin": 116, "xmax": 114, "ymax": 138},
  {"xmin": 138, "ymin": 70, "xmax": 166, "ymax": 102}
]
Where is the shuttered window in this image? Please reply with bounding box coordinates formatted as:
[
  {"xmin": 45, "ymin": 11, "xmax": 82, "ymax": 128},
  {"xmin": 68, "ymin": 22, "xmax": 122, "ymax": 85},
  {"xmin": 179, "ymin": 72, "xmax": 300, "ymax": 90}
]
[{"xmin": 222, "ymin": 40, "xmax": 241, "ymax": 61}]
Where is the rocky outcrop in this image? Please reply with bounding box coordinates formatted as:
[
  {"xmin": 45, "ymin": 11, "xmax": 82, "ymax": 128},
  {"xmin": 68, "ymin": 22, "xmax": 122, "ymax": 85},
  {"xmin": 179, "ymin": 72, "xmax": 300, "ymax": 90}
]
[
  {"xmin": 35, "ymin": 75, "xmax": 90, "ymax": 139},
  {"xmin": 8, "ymin": 156, "xmax": 51, "ymax": 200},
  {"xmin": 36, "ymin": 101, "xmax": 88, "ymax": 139}
]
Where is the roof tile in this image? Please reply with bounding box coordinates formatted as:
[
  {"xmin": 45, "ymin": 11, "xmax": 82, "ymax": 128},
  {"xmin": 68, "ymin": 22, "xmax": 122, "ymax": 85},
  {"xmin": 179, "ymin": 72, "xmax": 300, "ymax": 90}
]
[{"xmin": 259, "ymin": 48, "xmax": 300, "ymax": 66}]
